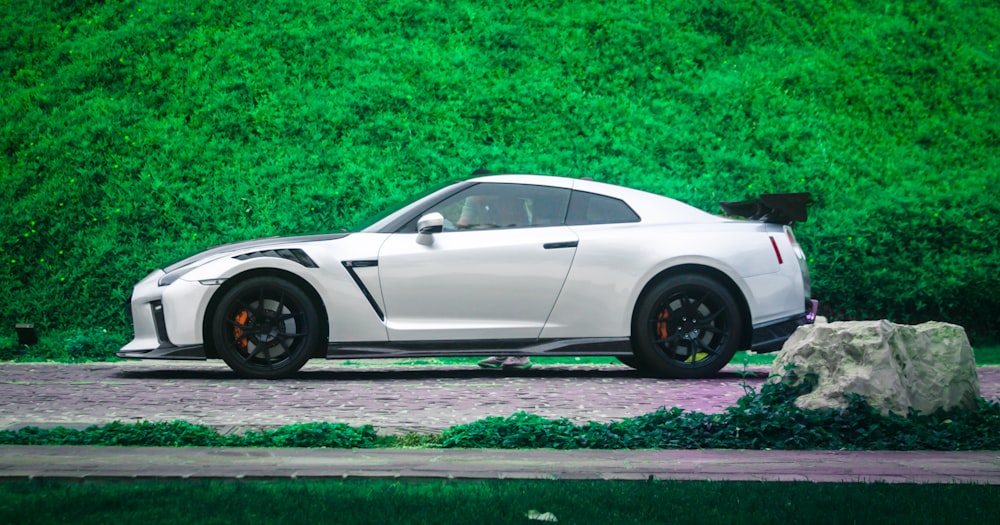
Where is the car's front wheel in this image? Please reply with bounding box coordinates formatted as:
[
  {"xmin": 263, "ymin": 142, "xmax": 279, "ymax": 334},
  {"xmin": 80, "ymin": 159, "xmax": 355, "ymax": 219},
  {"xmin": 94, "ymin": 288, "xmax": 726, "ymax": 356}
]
[
  {"xmin": 211, "ymin": 276, "xmax": 320, "ymax": 379},
  {"xmin": 631, "ymin": 274, "xmax": 742, "ymax": 379}
]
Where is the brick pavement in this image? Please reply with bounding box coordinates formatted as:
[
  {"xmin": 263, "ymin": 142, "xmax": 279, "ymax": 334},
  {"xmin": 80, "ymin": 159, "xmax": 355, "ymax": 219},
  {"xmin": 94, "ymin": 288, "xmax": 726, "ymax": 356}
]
[
  {"xmin": 2, "ymin": 361, "xmax": 999, "ymax": 484},
  {"xmin": 1, "ymin": 361, "xmax": 998, "ymax": 435}
]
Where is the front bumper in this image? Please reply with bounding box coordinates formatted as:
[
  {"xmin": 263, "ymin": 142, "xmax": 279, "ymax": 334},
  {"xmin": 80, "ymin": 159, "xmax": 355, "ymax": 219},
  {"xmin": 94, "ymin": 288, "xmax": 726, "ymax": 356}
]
[
  {"xmin": 117, "ymin": 293, "xmax": 208, "ymax": 360},
  {"xmin": 118, "ymin": 269, "xmax": 214, "ymax": 360},
  {"xmin": 750, "ymin": 299, "xmax": 819, "ymax": 353}
]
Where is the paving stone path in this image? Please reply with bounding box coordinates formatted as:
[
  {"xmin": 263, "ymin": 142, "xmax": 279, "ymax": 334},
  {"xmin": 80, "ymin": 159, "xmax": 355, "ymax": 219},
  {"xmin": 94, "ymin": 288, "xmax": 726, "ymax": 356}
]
[{"xmin": 2, "ymin": 361, "xmax": 998, "ymax": 436}]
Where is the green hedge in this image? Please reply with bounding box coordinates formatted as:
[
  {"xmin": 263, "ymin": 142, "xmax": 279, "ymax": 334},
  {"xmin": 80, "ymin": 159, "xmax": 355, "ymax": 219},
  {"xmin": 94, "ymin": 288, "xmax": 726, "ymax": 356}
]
[{"xmin": 2, "ymin": 0, "xmax": 998, "ymax": 342}]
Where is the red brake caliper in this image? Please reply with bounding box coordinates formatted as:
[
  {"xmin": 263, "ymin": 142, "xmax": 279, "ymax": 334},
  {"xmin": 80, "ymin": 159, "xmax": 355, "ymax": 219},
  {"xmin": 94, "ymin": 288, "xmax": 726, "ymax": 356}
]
[
  {"xmin": 656, "ymin": 310, "xmax": 669, "ymax": 340},
  {"xmin": 233, "ymin": 310, "xmax": 249, "ymax": 352}
]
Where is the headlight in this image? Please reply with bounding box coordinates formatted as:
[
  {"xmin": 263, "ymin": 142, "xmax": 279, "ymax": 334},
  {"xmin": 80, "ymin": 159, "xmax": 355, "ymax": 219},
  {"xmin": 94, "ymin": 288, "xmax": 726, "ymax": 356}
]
[{"xmin": 158, "ymin": 267, "xmax": 194, "ymax": 286}]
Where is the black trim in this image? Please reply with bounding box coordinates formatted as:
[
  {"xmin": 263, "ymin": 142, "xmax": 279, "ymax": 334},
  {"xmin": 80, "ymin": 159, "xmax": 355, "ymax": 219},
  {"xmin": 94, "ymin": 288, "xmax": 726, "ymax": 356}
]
[
  {"xmin": 750, "ymin": 312, "xmax": 814, "ymax": 353},
  {"xmin": 151, "ymin": 301, "xmax": 170, "ymax": 345},
  {"xmin": 116, "ymin": 344, "xmax": 207, "ymax": 360},
  {"xmin": 720, "ymin": 193, "xmax": 811, "ymax": 225},
  {"xmin": 326, "ymin": 337, "xmax": 632, "ymax": 359},
  {"xmin": 234, "ymin": 248, "xmax": 318, "ymax": 268},
  {"xmin": 341, "ymin": 261, "xmax": 385, "ymax": 320},
  {"xmin": 343, "ymin": 260, "xmax": 378, "ymax": 268},
  {"xmin": 543, "ymin": 241, "xmax": 579, "ymax": 250}
]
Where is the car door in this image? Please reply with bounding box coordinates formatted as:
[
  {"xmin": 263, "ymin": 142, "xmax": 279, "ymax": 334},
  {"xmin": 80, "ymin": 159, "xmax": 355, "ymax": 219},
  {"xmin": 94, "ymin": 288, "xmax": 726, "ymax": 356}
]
[{"xmin": 376, "ymin": 183, "xmax": 577, "ymax": 341}]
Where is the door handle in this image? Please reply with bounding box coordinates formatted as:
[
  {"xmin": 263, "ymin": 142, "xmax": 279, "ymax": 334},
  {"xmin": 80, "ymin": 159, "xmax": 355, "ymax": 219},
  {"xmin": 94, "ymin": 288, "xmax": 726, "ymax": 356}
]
[{"xmin": 543, "ymin": 241, "xmax": 578, "ymax": 250}]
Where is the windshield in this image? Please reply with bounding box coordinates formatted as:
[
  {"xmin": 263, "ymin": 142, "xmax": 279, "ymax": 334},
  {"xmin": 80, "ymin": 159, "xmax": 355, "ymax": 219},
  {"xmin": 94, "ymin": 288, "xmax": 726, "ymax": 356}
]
[{"xmin": 355, "ymin": 179, "xmax": 470, "ymax": 233}]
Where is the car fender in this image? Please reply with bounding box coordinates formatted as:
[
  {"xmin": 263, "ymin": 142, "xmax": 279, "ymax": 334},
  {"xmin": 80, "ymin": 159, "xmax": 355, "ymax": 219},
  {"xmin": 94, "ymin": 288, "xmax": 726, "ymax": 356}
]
[
  {"xmin": 162, "ymin": 242, "xmax": 390, "ymax": 347},
  {"xmin": 541, "ymin": 225, "xmax": 775, "ymax": 340}
]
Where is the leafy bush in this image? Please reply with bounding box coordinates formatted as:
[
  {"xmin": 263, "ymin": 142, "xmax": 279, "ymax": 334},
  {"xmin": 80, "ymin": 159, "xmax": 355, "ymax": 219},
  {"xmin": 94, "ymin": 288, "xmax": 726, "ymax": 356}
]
[
  {"xmin": 2, "ymin": 0, "xmax": 998, "ymax": 344},
  {"xmin": 0, "ymin": 420, "xmax": 383, "ymax": 448},
  {"xmin": 63, "ymin": 329, "xmax": 127, "ymax": 361},
  {"xmin": 440, "ymin": 377, "xmax": 1000, "ymax": 451},
  {"xmin": 240, "ymin": 422, "xmax": 383, "ymax": 448},
  {"xmin": 0, "ymin": 421, "xmax": 225, "ymax": 447}
]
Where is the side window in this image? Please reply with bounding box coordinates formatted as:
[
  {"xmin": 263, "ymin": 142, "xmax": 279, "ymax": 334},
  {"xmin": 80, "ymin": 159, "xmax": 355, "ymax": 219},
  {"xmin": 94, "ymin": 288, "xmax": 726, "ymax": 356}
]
[
  {"xmin": 401, "ymin": 183, "xmax": 571, "ymax": 232},
  {"xmin": 566, "ymin": 191, "xmax": 640, "ymax": 225}
]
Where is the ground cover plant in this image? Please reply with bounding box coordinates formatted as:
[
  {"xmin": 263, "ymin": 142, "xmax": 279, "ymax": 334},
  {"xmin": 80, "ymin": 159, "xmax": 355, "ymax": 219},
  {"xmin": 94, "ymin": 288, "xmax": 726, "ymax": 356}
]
[
  {"xmin": 2, "ymin": 0, "xmax": 999, "ymax": 351},
  {"xmin": 1, "ymin": 478, "xmax": 999, "ymax": 525}
]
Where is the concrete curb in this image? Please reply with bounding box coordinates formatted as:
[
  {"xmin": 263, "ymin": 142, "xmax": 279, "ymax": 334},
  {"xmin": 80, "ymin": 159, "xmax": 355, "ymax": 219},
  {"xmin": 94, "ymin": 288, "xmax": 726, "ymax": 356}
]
[{"xmin": 2, "ymin": 446, "xmax": 999, "ymax": 484}]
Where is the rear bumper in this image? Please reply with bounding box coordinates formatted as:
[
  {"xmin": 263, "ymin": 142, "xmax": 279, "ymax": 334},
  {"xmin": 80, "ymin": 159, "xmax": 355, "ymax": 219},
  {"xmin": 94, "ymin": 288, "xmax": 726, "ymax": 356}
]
[{"xmin": 750, "ymin": 299, "xmax": 819, "ymax": 353}]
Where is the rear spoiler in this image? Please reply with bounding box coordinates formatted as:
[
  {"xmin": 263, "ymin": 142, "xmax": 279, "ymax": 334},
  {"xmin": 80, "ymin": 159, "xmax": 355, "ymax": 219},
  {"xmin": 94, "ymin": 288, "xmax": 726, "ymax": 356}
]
[{"xmin": 719, "ymin": 193, "xmax": 811, "ymax": 225}]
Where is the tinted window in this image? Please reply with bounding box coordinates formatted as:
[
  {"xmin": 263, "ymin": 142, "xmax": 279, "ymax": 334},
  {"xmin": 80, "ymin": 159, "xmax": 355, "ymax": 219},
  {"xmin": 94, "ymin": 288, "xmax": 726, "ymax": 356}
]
[
  {"xmin": 399, "ymin": 183, "xmax": 571, "ymax": 232},
  {"xmin": 566, "ymin": 191, "xmax": 640, "ymax": 225}
]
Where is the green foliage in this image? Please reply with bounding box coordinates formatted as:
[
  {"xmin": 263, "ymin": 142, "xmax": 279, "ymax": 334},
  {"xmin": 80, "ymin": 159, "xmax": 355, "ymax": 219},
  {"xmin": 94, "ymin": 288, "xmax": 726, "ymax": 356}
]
[
  {"xmin": 440, "ymin": 377, "xmax": 1000, "ymax": 450},
  {"xmin": 239, "ymin": 422, "xmax": 383, "ymax": 448},
  {"xmin": 0, "ymin": 420, "xmax": 225, "ymax": 447},
  {"xmin": 0, "ymin": 420, "xmax": 383, "ymax": 448},
  {"xmin": 62, "ymin": 329, "xmax": 127, "ymax": 361},
  {"xmin": 0, "ymin": 329, "xmax": 126, "ymax": 362},
  {"xmin": 2, "ymin": 0, "xmax": 998, "ymax": 342}
]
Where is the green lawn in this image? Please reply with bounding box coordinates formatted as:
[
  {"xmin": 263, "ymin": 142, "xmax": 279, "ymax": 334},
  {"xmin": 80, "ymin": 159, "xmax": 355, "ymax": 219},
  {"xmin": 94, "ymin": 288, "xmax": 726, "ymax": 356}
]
[{"xmin": 1, "ymin": 478, "xmax": 998, "ymax": 525}]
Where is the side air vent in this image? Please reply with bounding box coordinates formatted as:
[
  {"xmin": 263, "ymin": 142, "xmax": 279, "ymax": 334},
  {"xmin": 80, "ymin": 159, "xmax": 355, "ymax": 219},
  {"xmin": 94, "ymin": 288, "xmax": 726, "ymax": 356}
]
[{"xmin": 234, "ymin": 248, "xmax": 319, "ymax": 268}]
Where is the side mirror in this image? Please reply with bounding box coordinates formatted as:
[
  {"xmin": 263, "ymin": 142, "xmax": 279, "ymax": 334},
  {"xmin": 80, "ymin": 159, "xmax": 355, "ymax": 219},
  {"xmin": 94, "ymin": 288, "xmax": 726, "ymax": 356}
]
[{"xmin": 417, "ymin": 212, "xmax": 444, "ymax": 235}]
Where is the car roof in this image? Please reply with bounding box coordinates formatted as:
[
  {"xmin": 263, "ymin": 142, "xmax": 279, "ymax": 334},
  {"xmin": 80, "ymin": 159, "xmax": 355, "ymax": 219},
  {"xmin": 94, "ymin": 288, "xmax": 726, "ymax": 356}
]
[{"xmin": 468, "ymin": 174, "xmax": 723, "ymax": 224}]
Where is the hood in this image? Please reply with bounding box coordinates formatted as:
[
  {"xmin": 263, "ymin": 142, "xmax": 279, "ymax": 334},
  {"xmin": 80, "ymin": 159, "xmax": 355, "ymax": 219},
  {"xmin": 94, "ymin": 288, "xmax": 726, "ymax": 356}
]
[{"xmin": 163, "ymin": 233, "xmax": 350, "ymax": 273}]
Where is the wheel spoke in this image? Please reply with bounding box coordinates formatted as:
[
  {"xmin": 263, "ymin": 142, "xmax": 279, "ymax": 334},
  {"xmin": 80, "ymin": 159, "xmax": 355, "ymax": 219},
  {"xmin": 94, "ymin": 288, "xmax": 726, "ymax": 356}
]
[
  {"xmin": 274, "ymin": 311, "xmax": 301, "ymax": 323},
  {"xmin": 692, "ymin": 337, "xmax": 718, "ymax": 356},
  {"xmin": 698, "ymin": 324, "xmax": 729, "ymax": 337},
  {"xmin": 274, "ymin": 292, "xmax": 286, "ymax": 319},
  {"xmin": 243, "ymin": 344, "xmax": 268, "ymax": 363},
  {"xmin": 671, "ymin": 342, "xmax": 694, "ymax": 360},
  {"xmin": 695, "ymin": 306, "xmax": 727, "ymax": 325},
  {"xmin": 652, "ymin": 332, "xmax": 682, "ymax": 347},
  {"xmin": 679, "ymin": 292, "xmax": 708, "ymax": 318}
]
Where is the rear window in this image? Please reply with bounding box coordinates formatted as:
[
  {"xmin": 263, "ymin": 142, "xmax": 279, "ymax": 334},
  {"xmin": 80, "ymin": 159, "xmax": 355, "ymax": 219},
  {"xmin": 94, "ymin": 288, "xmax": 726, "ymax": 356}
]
[{"xmin": 566, "ymin": 191, "xmax": 640, "ymax": 225}]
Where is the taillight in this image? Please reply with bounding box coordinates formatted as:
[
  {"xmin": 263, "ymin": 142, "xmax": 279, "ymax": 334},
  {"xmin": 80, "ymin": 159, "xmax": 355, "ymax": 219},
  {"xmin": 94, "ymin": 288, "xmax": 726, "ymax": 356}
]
[{"xmin": 769, "ymin": 236, "xmax": 783, "ymax": 264}]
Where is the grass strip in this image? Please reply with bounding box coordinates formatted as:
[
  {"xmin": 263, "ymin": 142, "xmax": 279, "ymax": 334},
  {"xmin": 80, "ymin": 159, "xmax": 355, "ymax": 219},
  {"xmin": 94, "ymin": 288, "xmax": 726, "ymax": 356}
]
[{"xmin": 1, "ymin": 478, "xmax": 998, "ymax": 525}]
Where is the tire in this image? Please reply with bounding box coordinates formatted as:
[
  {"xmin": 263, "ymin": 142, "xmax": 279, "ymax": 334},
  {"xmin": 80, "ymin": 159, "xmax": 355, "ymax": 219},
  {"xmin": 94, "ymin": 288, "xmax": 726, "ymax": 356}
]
[
  {"xmin": 631, "ymin": 274, "xmax": 743, "ymax": 379},
  {"xmin": 615, "ymin": 355, "xmax": 641, "ymax": 369},
  {"xmin": 211, "ymin": 276, "xmax": 321, "ymax": 379}
]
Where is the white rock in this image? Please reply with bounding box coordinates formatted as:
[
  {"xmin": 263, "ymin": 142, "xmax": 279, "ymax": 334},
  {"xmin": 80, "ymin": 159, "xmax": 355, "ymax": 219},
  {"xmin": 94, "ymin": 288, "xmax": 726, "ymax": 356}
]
[{"xmin": 770, "ymin": 320, "xmax": 981, "ymax": 416}]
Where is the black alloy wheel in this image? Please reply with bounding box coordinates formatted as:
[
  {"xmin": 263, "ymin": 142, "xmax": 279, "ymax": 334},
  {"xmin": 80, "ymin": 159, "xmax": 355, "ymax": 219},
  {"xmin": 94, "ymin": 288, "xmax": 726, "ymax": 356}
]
[
  {"xmin": 631, "ymin": 274, "xmax": 743, "ymax": 379},
  {"xmin": 212, "ymin": 276, "xmax": 320, "ymax": 379}
]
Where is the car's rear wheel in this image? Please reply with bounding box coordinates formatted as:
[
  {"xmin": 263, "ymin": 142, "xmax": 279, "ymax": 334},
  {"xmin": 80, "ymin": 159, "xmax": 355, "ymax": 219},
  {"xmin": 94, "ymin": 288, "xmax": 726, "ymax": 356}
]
[
  {"xmin": 631, "ymin": 274, "xmax": 742, "ymax": 379},
  {"xmin": 211, "ymin": 276, "xmax": 320, "ymax": 379}
]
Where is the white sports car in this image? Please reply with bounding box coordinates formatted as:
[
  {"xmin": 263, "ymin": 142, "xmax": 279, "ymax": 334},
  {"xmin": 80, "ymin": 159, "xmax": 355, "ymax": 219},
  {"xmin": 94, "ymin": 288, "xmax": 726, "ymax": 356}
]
[{"xmin": 119, "ymin": 174, "xmax": 817, "ymax": 379}]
